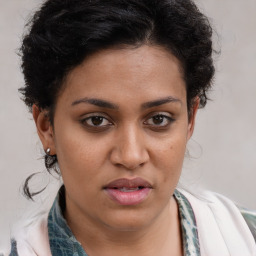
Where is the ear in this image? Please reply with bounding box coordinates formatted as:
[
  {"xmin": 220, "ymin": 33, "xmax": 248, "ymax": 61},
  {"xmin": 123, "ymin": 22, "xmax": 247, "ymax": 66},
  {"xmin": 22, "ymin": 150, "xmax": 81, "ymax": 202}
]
[
  {"xmin": 187, "ymin": 97, "xmax": 200, "ymax": 141},
  {"xmin": 32, "ymin": 104, "xmax": 56, "ymax": 155}
]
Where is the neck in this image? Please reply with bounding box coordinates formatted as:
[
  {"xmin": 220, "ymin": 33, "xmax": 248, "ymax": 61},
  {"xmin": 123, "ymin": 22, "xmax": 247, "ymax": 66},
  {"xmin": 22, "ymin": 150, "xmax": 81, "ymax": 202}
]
[{"xmin": 65, "ymin": 196, "xmax": 183, "ymax": 256}]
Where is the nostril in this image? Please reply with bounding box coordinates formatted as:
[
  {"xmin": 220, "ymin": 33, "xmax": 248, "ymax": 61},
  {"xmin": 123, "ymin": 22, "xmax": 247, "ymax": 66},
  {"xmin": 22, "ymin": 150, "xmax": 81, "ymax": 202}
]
[{"xmin": 109, "ymin": 142, "xmax": 149, "ymax": 170}]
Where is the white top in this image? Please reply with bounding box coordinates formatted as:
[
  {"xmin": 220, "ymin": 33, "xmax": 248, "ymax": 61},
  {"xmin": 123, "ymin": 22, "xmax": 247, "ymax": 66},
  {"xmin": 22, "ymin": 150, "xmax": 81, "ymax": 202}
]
[{"xmin": 2, "ymin": 190, "xmax": 256, "ymax": 256}]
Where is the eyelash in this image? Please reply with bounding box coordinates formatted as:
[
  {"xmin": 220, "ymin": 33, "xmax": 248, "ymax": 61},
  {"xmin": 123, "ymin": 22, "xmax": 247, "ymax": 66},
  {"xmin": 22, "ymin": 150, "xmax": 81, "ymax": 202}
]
[
  {"xmin": 80, "ymin": 113, "xmax": 174, "ymax": 131},
  {"xmin": 80, "ymin": 114, "xmax": 113, "ymax": 130},
  {"xmin": 144, "ymin": 113, "xmax": 174, "ymax": 128}
]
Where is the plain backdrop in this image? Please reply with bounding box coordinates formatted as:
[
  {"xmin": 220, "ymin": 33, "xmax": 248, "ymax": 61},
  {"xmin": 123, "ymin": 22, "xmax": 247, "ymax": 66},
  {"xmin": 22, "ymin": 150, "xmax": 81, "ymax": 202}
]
[{"xmin": 0, "ymin": 0, "xmax": 256, "ymax": 249}]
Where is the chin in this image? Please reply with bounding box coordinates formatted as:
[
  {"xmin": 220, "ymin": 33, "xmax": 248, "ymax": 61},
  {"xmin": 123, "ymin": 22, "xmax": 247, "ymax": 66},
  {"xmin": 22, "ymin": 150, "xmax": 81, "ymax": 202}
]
[{"xmin": 101, "ymin": 208, "xmax": 160, "ymax": 232}]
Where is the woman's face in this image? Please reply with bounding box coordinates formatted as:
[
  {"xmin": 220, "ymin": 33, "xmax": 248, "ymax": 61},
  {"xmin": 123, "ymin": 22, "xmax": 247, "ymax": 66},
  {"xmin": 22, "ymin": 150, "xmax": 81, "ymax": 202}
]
[{"xmin": 37, "ymin": 45, "xmax": 198, "ymax": 231}]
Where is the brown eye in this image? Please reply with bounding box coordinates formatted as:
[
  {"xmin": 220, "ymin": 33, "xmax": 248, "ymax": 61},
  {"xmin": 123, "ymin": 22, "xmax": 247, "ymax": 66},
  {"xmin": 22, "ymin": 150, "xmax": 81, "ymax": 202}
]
[
  {"xmin": 145, "ymin": 113, "xmax": 174, "ymax": 127},
  {"xmin": 152, "ymin": 115, "xmax": 164, "ymax": 125},
  {"xmin": 82, "ymin": 115, "xmax": 112, "ymax": 127},
  {"xmin": 91, "ymin": 116, "xmax": 104, "ymax": 126}
]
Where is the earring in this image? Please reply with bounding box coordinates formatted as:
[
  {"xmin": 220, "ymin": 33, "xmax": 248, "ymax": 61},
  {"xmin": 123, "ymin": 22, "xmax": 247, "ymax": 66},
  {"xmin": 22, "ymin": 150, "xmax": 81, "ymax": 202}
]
[{"xmin": 46, "ymin": 148, "xmax": 51, "ymax": 155}]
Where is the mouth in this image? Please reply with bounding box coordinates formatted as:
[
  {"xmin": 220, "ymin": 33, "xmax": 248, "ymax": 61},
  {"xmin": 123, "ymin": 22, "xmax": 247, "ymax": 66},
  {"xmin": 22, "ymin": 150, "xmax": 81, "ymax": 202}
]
[
  {"xmin": 104, "ymin": 178, "xmax": 152, "ymax": 205},
  {"xmin": 114, "ymin": 187, "xmax": 144, "ymax": 192}
]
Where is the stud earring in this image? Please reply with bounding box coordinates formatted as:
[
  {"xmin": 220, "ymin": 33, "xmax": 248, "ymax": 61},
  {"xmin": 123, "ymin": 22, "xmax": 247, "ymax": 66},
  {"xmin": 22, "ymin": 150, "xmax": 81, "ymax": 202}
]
[{"xmin": 46, "ymin": 148, "xmax": 51, "ymax": 155}]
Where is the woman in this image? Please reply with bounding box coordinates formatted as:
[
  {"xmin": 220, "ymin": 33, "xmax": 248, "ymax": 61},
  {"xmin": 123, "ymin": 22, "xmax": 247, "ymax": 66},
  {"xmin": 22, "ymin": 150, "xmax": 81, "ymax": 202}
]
[{"xmin": 5, "ymin": 0, "xmax": 256, "ymax": 255}]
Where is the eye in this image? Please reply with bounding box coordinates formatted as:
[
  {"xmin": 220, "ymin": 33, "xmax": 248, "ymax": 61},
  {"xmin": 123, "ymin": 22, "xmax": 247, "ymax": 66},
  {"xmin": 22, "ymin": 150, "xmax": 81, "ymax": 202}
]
[
  {"xmin": 81, "ymin": 115, "xmax": 112, "ymax": 128},
  {"xmin": 144, "ymin": 113, "xmax": 174, "ymax": 128}
]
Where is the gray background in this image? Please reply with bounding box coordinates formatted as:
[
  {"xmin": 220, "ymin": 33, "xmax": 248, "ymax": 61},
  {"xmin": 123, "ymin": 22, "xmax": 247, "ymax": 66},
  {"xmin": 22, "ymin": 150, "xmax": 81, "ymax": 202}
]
[{"xmin": 0, "ymin": 0, "xmax": 256, "ymax": 249}]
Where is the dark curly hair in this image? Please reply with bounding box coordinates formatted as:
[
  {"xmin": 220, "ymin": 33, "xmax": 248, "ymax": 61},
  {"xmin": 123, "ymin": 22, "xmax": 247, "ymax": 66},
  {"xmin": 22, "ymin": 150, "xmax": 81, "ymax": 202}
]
[{"xmin": 20, "ymin": 0, "xmax": 215, "ymax": 199}]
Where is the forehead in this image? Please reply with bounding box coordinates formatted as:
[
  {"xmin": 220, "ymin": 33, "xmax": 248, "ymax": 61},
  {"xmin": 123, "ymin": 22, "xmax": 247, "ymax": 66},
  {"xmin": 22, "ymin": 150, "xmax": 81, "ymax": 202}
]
[{"xmin": 60, "ymin": 45, "xmax": 186, "ymax": 106}]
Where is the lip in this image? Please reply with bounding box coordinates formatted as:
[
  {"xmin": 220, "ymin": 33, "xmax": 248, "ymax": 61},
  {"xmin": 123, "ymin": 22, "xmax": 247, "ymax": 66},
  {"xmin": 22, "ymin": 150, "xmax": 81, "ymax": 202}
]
[
  {"xmin": 104, "ymin": 178, "xmax": 152, "ymax": 206},
  {"xmin": 104, "ymin": 177, "xmax": 152, "ymax": 189}
]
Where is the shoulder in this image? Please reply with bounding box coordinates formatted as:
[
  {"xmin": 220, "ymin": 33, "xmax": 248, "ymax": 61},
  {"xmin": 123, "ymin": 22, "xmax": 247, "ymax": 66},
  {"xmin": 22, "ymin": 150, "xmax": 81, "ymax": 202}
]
[
  {"xmin": 204, "ymin": 191, "xmax": 256, "ymax": 241},
  {"xmin": 178, "ymin": 189, "xmax": 256, "ymax": 255},
  {"xmin": 8, "ymin": 211, "xmax": 52, "ymax": 256}
]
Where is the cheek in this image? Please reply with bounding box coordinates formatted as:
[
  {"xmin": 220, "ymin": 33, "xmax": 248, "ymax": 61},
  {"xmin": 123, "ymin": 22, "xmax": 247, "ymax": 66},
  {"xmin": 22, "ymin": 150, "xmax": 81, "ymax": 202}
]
[
  {"xmin": 55, "ymin": 135, "xmax": 109, "ymax": 205},
  {"xmin": 53, "ymin": 125, "xmax": 108, "ymax": 184},
  {"xmin": 152, "ymin": 133, "xmax": 187, "ymax": 182}
]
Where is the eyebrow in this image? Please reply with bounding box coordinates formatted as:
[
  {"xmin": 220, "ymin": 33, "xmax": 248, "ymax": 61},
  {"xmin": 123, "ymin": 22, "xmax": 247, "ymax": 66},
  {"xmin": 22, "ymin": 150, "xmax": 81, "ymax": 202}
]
[
  {"xmin": 141, "ymin": 96, "xmax": 181, "ymax": 109},
  {"xmin": 71, "ymin": 97, "xmax": 119, "ymax": 109},
  {"xmin": 71, "ymin": 96, "xmax": 181, "ymax": 109}
]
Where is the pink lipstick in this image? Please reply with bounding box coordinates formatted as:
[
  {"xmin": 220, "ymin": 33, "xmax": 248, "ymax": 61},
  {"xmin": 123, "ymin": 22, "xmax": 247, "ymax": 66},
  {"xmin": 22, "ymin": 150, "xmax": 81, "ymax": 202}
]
[{"xmin": 104, "ymin": 178, "xmax": 152, "ymax": 205}]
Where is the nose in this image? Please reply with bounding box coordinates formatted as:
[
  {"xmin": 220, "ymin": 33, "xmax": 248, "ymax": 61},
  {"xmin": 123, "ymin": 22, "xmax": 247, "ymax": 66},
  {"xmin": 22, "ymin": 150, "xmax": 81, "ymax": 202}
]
[{"xmin": 110, "ymin": 125, "xmax": 149, "ymax": 170}]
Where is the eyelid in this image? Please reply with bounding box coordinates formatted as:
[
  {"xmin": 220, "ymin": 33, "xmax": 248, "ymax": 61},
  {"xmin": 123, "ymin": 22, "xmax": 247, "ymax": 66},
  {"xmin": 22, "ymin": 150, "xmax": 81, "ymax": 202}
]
[
  {"xmin": 80, "ymin": 112, "xmax": 112, "ymax": 121},
  {"xmin": 80, "ymin": 112, "xmax": 114, "ymax": 127},
  {"xmin": 144, "ymin": 111, "xmax": 174, "ymax": 120},
  {"xmin": 80, "ymin": 111, "xmax": 108, "ymax": 118},
  {"xmin": 143, "ymin": 112, "xmax": 175, "ymax": 127}
]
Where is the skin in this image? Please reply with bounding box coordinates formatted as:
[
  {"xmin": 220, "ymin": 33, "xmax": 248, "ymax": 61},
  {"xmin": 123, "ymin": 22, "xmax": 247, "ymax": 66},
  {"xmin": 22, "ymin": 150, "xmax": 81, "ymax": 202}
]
[{"xmin": 33, "ymin": 45, "xmax": 199, "ymax": 256}]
